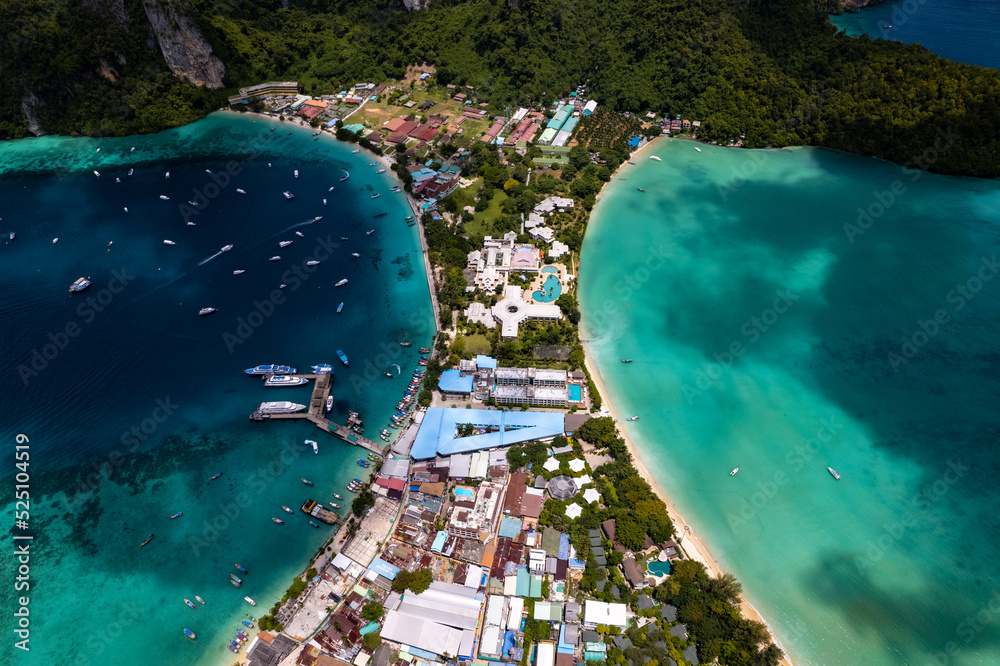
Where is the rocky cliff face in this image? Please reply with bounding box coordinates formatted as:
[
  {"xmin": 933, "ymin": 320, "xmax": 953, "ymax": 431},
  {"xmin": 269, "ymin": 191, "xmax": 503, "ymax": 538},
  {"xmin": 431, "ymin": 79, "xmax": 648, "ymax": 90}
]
[
  {"xmin": 20, "ymin": 91, "xmax": 46, "ymax": 136},
  {"xmin": 142, "ymin": 0, "xmax": 225, "ymax": 88},
  {"xmin": 401, "ymin": 0, "xmax": 427, "ymax": 10}
]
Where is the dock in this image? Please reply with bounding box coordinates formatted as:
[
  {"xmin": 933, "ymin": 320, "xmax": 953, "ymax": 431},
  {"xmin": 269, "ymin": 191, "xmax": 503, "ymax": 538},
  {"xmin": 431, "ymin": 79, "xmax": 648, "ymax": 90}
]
[{"xmin": 249, "ymin": 373, "xmax": 387, "ymax": 456}]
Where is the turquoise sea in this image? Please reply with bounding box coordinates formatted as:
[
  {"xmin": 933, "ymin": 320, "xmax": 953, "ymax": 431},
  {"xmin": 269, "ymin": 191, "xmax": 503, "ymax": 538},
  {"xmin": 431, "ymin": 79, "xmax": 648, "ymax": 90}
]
[
  {"xmin": 832, "ymin": 0, "xmax": 1000, "ymax": 70},
  {"xmin": 0, "ymin": 112, "xmax": 434, "ymax": 665},
  {"xmin": 580, "ymin": 140, "xmax": 1000, "ymax": 665}
]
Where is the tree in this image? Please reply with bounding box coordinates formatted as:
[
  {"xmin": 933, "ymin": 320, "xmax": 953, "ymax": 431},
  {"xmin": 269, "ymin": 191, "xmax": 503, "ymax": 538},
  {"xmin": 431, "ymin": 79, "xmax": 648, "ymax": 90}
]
[
  {"xmin": 391, "ymin": 567, "xmax": 433, "ymax": 594},
  {"xmin": 351, "ymin": 488, "xmax": 375, "ymax": 517},
  {"xmin": 362, "ymin": 602, "xmax": 385, "ymax": 622},
  {"xmin": 555, "ymin": 294, "xmax": 580, "ymax": 324},
  {"xmin": 363, "ymin": 632, "xmax": 383, "ymax": 650}
]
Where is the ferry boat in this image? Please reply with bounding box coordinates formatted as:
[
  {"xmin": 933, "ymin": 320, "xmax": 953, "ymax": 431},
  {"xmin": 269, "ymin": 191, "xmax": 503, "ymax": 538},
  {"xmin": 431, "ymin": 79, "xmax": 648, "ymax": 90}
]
[
  {"xmin": 237, "ymin": 188, "xmax": 246, "ymax": 194},
  {"xmin": 828, "ymin": 467, "xmax": 841, "ymax": 480},
  {"xmin": 272, "ymin": 517, "xmax": 284, "ymax": 525},
  {"xmin": 184, "ymin": 629, "xmax": 196, "ymax": 640},
  {"xmin": 159, "ymin": 195, "xmax": 170, "ymax": 200},
  {"xmin": 222, "ymin": 244, "xmax": 234, "ymax": 252},
  {"xmin": 326, "ymin": 396, "xmax": 334, "ymax": 412},
  {"xmin": 649, "ymin": 156, "xmax": 662, "ymax": 161},
  {"xmin": 302, "ymin": 478, "xmax": 314, "ymax": 486},
  {"xmin": 294, "ymin": 170, "xmax": 299, "ymax": 179},
  {"xmin": 269, "ymin": 255, "xmax": 281, "ymax": 261},
  {"xmin": 69, "ymin": 277, "xmax": 92, "ymax": 293},
  {"xmin": 281, "ymin": 506, "xmax": 293, "ymax": 514},
  {"xmin": 627, "ymin": 416, "xmax": 639, "ymax": 421},
  {"xmin": 264, "ymin": 375, "xmax": 308, "ymax": 387},
  {"xmin": 244, "ymin": 597, "xmax": 257, "ymax": 606},
  {"xmin": 234, "ymin": 270, "xmax": 245, "ymax": 275},
  {"xmin": 210, "ymin": 472, "xmax": 223, "ymax": 481},
  {"xmin": 139, "ymin": 534, "xmax": 154, "ymax": 547},
  {"xmin": 235, "ymin": 563, "xmax": 247, "ymax": 573},
  {"xmin": 170, "ymin": 512, "xmax": 183, "ymax": 519},
  {"xmin": 257, "ymin": 401, "xmax": 306, "ymax": 414},
  {"xmin": 337, "ymin": 303, "xmax": 344, "ymax": 313},
  {"xmin": 246, "ymin": 364, "xmax": 296, "ymax": 375},
  {"xmin": 312, "ymin": 364, "xmax": 333, "ymax": 374},
  {"xmin": 336, "ymin": 279, "xmax": 348, "ymax": 286},
  {"xmin": 163, "ymin": 240, "xmax": 176, "ymax": 245},
  {"xmin": 279, "ymin": 240, "xmax": 293, "ymax": 248},
  {"xmin": 730, "ymin": 467, "xmax": 739, "ymax": 476},
  {"xmin": 309, "ymin": 521, "xmax": 320, "ymax": 528},
  {"xmin": 371, "ymin": 193, "xmax": 380, "ymax": 199},
  {"xmin": 199, "ymin": 307, "xmax": 217, "ymax": 316},
  {"xmin": 306, "ymin": 260, "xmax": 320, "ymax": 266},
  {"xmin": 419, "ymin": 347, "xmax": 431, "ymax": 353},
  {"xmin": 184, "ymin": 598, "xmax": 196, "ymax": 609}
]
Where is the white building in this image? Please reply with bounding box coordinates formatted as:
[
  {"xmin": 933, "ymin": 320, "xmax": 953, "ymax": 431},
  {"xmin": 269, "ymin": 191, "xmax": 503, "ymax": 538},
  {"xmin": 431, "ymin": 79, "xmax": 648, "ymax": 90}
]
[
  {"xmin": 380, "ymin": 581, "xmax": 483, "ymax": 658},
  {"xmin": 583, "ymin": 100, "xmax": 598, "ymax": 115},
  {"xmin": 549, "ymin": 240, "xmax": 570, "ymax": 259},
  {"xmin": 529, "ymin": 226, "xmax": 555, "ymax": 244},
  {"xmin": 534, "ymin": 196, "xmax": 574, "ymax": 215},
  {"xmin": 447, "ymin": 481, "xmax": 504, "ymax": 541},
  {"xmin": 491, "ymin": 285, "xmax": 562, "ymax": 338},
  {"xmin": 583, "ymin": 600, "xmax": 628, "ymax": 628}
]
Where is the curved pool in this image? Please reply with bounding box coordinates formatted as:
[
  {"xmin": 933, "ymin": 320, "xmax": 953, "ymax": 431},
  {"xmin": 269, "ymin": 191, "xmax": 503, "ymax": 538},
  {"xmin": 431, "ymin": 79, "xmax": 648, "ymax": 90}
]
[
  {"xmin": 647, "ymin": 560, "xmax": 671, "ymax": 577},
  {"xmin": 532, "ymin": 275, "xmax": 562, "ymax": 302},
  {"xmin": 542, "ymin": 266, "xmax": 559, "ymax": 274}
]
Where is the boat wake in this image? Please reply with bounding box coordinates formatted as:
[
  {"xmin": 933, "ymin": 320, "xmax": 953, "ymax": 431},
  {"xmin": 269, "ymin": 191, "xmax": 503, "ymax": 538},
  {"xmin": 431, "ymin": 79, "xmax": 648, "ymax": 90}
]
[
  {"xmin": 276, "ymin": 217, "xmax": 322, "ymax": 237},
  {"xmin": 392, "ymin": 364, "xmax": 401, "ymax": 376}
]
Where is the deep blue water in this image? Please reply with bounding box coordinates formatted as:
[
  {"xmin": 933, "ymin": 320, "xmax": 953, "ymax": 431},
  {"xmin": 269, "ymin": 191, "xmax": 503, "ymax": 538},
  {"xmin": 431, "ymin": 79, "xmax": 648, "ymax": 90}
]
[
  {"xmin": 0, "ymin": 113, "xmax": 434, "ymax": 665},
  {"xmin": 832, "ymin": 0, "xmax": 1000, "ymax": 70}
]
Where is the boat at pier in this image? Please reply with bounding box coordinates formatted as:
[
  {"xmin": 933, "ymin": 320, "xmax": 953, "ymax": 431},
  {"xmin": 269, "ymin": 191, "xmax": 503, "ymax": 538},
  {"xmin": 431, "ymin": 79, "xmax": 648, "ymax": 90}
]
[
  {"xmin": 184, "ymin": 598, "xmax": 196, "ymax": 609},
  {"xmin": 256, "ymin": 401, "xmax": 306, "ymax": 414},
  {"xmin": 199, "ymin": 308, "xmax": 217, "ymax": 316},
  {"xmin": 302, "ymin": 499, "xmax": 339, "ymax": 524},
  {"xmin": 210, "ymin": 472, "xmax": 223, "ymax": 481},
  {"xmin": 264, "ymin": 375, "xmax": 308, "ymax": 387},
  {"xmin": 170, "ymin": 512, "xmax": 183, "ymax": 519},
  {"xmin": 184, "ymin": 629, "xmax": 196, "ymax": 640},
  {"xmin": 828, "ymin": 467, "xmax": 841, "ymax": 480},
  {"xmin": 337, "ymin": 350, "xmax": 349, "ymax": 366},
  {"xmin": 326, "ymin": 396, "xmax": 334, "ymax": 412},
  {"xmin": 245, "ymin": 364, "xmax": 296, "ymax": 375},
  {"xmin": 139, "ymin": 534, "xmax": 154, "ymax": 547},
  {"xmin": 312, "ymin": 363, "xmax": 333, "ymax": 374},
  {"xmin": 69, "ymin": 277, "xmax": 92, "ymax": 293},
  {"xmin": 235, "ymin": 563, "xmax": 247, "ymax": 573}
]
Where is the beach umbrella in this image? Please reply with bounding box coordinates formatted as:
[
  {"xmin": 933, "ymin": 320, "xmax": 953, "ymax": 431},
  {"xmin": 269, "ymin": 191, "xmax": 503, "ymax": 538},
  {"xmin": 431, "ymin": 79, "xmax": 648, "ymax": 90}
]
[
  {"xmin": 568, "ymin": 459, "xmax": 586, "ymax": 472},
  {"xmin": 577, "ymin": 474, "xmax": 592, "ymax": 487},
  {"xmin": 543, "ymin": 457, "xmax": 560, "ymax": 472},
  {"xmin": 583, "ymin": 488, "xmax": 601, "ymax": 504},
  {"xmin": 565, "ymin": 503, "xmax": 583, "ymax": 519}
]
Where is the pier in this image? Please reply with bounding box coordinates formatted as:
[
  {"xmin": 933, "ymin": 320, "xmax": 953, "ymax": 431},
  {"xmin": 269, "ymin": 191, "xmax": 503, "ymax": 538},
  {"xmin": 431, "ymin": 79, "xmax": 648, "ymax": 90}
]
[{"xmin": 250, "ymin": 373, "xmax": 387, "ymax": 456}]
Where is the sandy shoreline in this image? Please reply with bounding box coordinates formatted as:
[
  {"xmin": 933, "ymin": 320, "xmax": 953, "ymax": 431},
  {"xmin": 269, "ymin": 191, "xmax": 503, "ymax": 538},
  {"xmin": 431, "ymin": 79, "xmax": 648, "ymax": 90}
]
[{"xmin": 582, "ymin": 146, "xmax": 794, "ymax": 663}]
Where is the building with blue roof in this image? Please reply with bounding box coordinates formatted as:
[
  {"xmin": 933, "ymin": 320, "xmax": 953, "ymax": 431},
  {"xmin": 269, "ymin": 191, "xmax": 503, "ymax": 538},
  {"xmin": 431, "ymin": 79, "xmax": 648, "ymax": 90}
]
[
  {"xmin": 368, "ymin": 558, "xmax": 401, "ymax": 580},
  {"xmin": 438, "ymin": 369, "xmax": 474, "ymax": 398},
  {"xmin": 343, "ymin": 123, "xmax": 366, "ymax": 134},
  {"xmin": 411, "ymin": 408, "xmax": 566, "ymax": 459},
  {"xmin": 476, "ymin": 355, "xmax": 498, "ymax": 369},
  {"xmin": 431, "ymin": 530, "xmax": 448, "ymax": 553}
]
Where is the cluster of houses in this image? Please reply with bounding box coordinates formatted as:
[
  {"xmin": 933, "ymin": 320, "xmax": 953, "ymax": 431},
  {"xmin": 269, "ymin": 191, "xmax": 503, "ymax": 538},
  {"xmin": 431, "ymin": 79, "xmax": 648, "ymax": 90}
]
[{"xmin": 437, "ymin": 354, "xmax": 589, "ymax": 407}]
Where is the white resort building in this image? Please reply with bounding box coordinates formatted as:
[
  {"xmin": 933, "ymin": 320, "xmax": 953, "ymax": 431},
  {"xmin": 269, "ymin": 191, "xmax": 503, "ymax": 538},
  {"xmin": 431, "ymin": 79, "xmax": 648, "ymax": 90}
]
[{"xmin": 492, "ymin": 286, "xmax": 562, "ymax": 338}]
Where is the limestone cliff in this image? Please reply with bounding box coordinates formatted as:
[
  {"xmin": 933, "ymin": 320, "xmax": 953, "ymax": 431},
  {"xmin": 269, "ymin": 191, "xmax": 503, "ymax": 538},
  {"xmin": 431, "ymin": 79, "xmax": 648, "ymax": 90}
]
[
  {"xmin": 142, "ymin": 0, "xmax": 225, "ymax": 89},
  {"xmin": 20, "ymin": 91, "xmax": 45, "ymax": 137},
  {"xmin": 402, "ymin": 0, "xmax": 427, "ymax": 10}
]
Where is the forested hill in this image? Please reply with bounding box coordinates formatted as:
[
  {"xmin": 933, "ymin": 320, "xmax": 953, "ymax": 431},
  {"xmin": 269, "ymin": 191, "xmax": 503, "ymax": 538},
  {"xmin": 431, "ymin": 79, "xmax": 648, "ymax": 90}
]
[{"xmin": 1, "ymin": 0, "xmax": 998, "ymax": 176}]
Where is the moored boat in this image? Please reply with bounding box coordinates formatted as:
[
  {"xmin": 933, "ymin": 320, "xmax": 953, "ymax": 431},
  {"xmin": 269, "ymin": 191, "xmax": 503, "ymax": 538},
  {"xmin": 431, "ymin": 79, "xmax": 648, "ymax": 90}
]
[
  {"xmin": 309, "ymin": 521, "xmax": 320, "ymax": 527},
  {"xmin": 337, "ymin": 350, "xmax": 349, "ymax": 366},
  {"xmin": 326, "ymin": 396, "xmax": 334, "ymax": 412},
  {"xmin": 231, "ymin": 573, "xmax": 241, "ymax": 583},
  {"xmin": 159, "ymin": 195, "xmax": 170, "ymax": 200},
  {"xmin": 626, "ymin": 416, "xmax": 639, "ymax": 421},
  {"xmin": 730, "ymin": 467, "xmax": 739, "ymax": 476},
  {"xmin": 244, "ymin": 596, "xmax": 257, "ymax": 606},
  {"xmin": 302, "ymin": 478, "xmax": 314, "ymax": 486},
  {"xmin": 184, "ymin": 628, "xmax": 196, "ymax": 640},
  {"xmin": 649, "ymin": 156, "xmax": 662, "ymax": 161},
  {"xmin": 170, "ymin": 512, "xmax": 183, "ymax": 519},
  {"xmin": 264, "ymin": 375, "xmax": 308, "ymax": 387},
  {"xmin": 139, "ymin": 534, "xmax": 154, "ymax": 547},
  {"xmin": 337, "ymin": 302, "xmax": 344, "ymax": 313},
  {"xmin": 245, "ymin": 364, "xmax": 296, "ymax": 375},
  {"xmin": 199, "ymin": 307, "xmax": 217, "ymax": 316},
  {"xmin": 283, "ymin": 191, "xmax": 294, "ymax": 200},
  {"xmin": 828, "ymin": 467, "xmax": 841, "ymax": 480},
  {"xmin": 332, "ymin": 493, "xmax": 343, "ymax": 500},
  {"xmin": 370, "ymin": 193, "xmax": 380, "ymax": 199},
  {"xmin": 196, "ymin": 596, "xmax": 205, "ymax": 604},
  {"xmin": 235, "ymin": 563, "xmax": 247, "ymax": 574},
  {"xmin": 184, "ymin": 598, "xmax": 196, "ymax": 609},
  {"xmin": 231, "ymin": 579, "xmax": 243, "ymax": 588},
  {"xmin": 329, "ymin": 502, "xmax": 341, "ymax": 509},
  {"xmin": 418, "ymin": 347, "xmax": 431, "ymax": 354},
  {"xmin": 210, "ymin": 472, "xmax": 223, "ymax": 481},
  {"xmin": 69, "ymin": 277, "xmax": 92, "ymax": 293},
  {"xmin": 282, "ymin": 506, "xmax": 293, "ymax": 514},
  {"xmin": 272, "ymin": 517, "xmax": 284, "ymax": 525}
]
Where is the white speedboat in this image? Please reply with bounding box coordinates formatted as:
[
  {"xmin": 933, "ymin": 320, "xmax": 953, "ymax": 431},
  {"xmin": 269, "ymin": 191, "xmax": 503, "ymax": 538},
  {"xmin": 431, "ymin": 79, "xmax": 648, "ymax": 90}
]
[
  {"xmin": 314, "ymin": 216, "xmax": 322, "ymax": 221},
  {"xmin": 221, "ymin": 244, "xmax": 233, "ymax": 252},
  {"xmin": 370, "ymin": 193, "xmax": 380, "ymax": 199},
  {"xmin": 205, "ymin": 169, "xmax": 212, "ymax": 174},
  {"xmin": 294, "ymin": 170, "xmax": 299, "ymax": 179},
  {"xmin": 376, "ymin": 168, "xmax": 385, "ymax": 174},
  {"xmin": 187, "ymin": 200, "xmax": 198, "ymax": 206},
  {"xmin": 649, "ymin": 156, "xmax": 662, "ymax": 161},
  {"xmin": 328, "ymin": 186, "xmax": 335, "ymax": 192},
  {"xmin": 366, "ymin": 229, "xmax": 374, "ymax": 235},
  {"xmin": 115, "ymin": 178, "xmax": 120, "ymax": 183},
  {"xmin": 295, "ymin": 231, "xmax": 304, "ymax": 238},
  {"xmin": 233, "ymin": 270, "xmax": 245, "ymax": 275},
  {"xmin": 283, "ymin": 191, "xmax": 294, "ymax": 200},
  {"xmin": 326, "ymin": 396, "xmax": 334, "ymax": 412},
  {"xmin": 52, "ymin": 238, "xmax": 58, "ymax": 243},
  {"xmin": 306, "ymin": 440, "xmax": 318, "ymax": 454},
  {"xmin": 323, "ymin": 199, "xmax": 327, "ymax": 206},
  {"xmin": 199, "ymin": 307, "xmax": 217, "ymax": 316},
  {"xmin": 828, "ymin": 467, "xmax": 841, "ymax": 480},
  {"xmin": 306, "ymin": 260, "xmax": 320, "ymax": 266},
  {"xmin": 269, "ymin": 256, "xmax": 281, "ymax": 261},
  {"xmin": 128, "ymin": 168, "xmax": 133, "ymax": 175},
  {"xmin": 264, "ymin": 375, "xmax": 308, "ymax": 387},
  {"xmin": 93, "ymin": 170, "xmax": 100, "ymax": 177},
  {"xmin": 237, "ymin": 188, "xmax": 246, "ymax": 194},
  {"xmin": 123, "ymin": 208, "xmax": 128, "ymax": 213},
  {"xmin": 163, "ymin": 240, "xmax": 176, "ymax": 245},
  {"xmin": 159, "ymin": 195, "xmax": 170, "ymax": 200},
  {"xmin": 335, "ymin": 279, "xmax": 348, "ymax": 286},
  {"xmin": 351, "ymin": 253, "xmax": 360, "ymax": 258},
  {"xmin": 730, "ymin": 467, "xmax": 739, "ymax": 476},
  {"xmin": 694, "ymin": 147, "xmax": 702, "ymax": 152},
  {"xmin": 187, "ymin": 222, "xmax": 196, "ymax": 226},
  {"xmin": 279, "ymin": 240, "xmax": 293, "ymax": 248},
  {"xmin": 166, "ymin": 171, "xmax": 170, "ymax": 178}
]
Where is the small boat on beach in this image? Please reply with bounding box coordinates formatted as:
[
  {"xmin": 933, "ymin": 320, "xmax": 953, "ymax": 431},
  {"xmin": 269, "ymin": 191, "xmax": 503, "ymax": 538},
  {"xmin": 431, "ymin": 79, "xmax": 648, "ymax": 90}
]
[
  {"xmin": 210, "ymin": 472, "xmax": 223, "ymax": 481},
  {"xmin": 184, "ymin": 598, "xmax": 196, "ymax": 609},
  {"xmin": 139, "ymin": 534, "xmax": 154, "ymax": 548},
  {"xmin": 730, "ymin": 467, "xmax": 739, "ymax": 476},
  {"xmin": 302, "ymin": 478, "xmax": 314, "ymax": 486},
  {"xmin": 170, "ymin": 512, "xmax": 183, "ymax": 519},
  {"xmin": 184, "ymin": 628, "xmax": 196, "ymax": 640},
  {"xmin": 272, "ymin": 517, "xmax": 284, "ymax": 525},
  {"xmin": 244, "ymin": 597, "xmax": 257, "ymax": 606},
  {"xmin": 199, "ymin": 308, "xmax": 217, "ymax": 316},
  {"xmin": 69, "ymin": 277, "xmax": 92, "ymax": 293},
  {"xmin": 235, "ymin": 563, "xmax": 248, "ymax": 574},
  {"xmin": 828, "ymin": 467, "xmax": 841, "ymax": 480}
]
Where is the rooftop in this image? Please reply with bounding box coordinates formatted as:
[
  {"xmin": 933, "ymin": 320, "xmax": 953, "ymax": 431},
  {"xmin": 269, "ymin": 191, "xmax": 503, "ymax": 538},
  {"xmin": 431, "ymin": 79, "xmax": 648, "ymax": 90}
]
[{"xmin": 412, "ymin": 408, "xmax": 565, "ymax": 459}]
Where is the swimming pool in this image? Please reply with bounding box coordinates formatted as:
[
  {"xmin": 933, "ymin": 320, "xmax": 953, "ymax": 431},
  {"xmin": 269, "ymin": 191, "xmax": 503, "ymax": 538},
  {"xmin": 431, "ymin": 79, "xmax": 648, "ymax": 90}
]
[
  {"xmin": 532, "ymin": 275, "xmax": 562, "ymax": 303},
  {"xmin": 542, "ymin": 266, "xmax": 559, "ymax": 274},
  {"xmin": 454, "ymin": 487, "xmax": 475, "ymax": 500},
  {"xmin": 568, "ymin": 384, "xmax": 582, "ymax": 402},
  {"xmin": 647, "ymin": 560, "xmax": 671, "ymax": 577}
]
